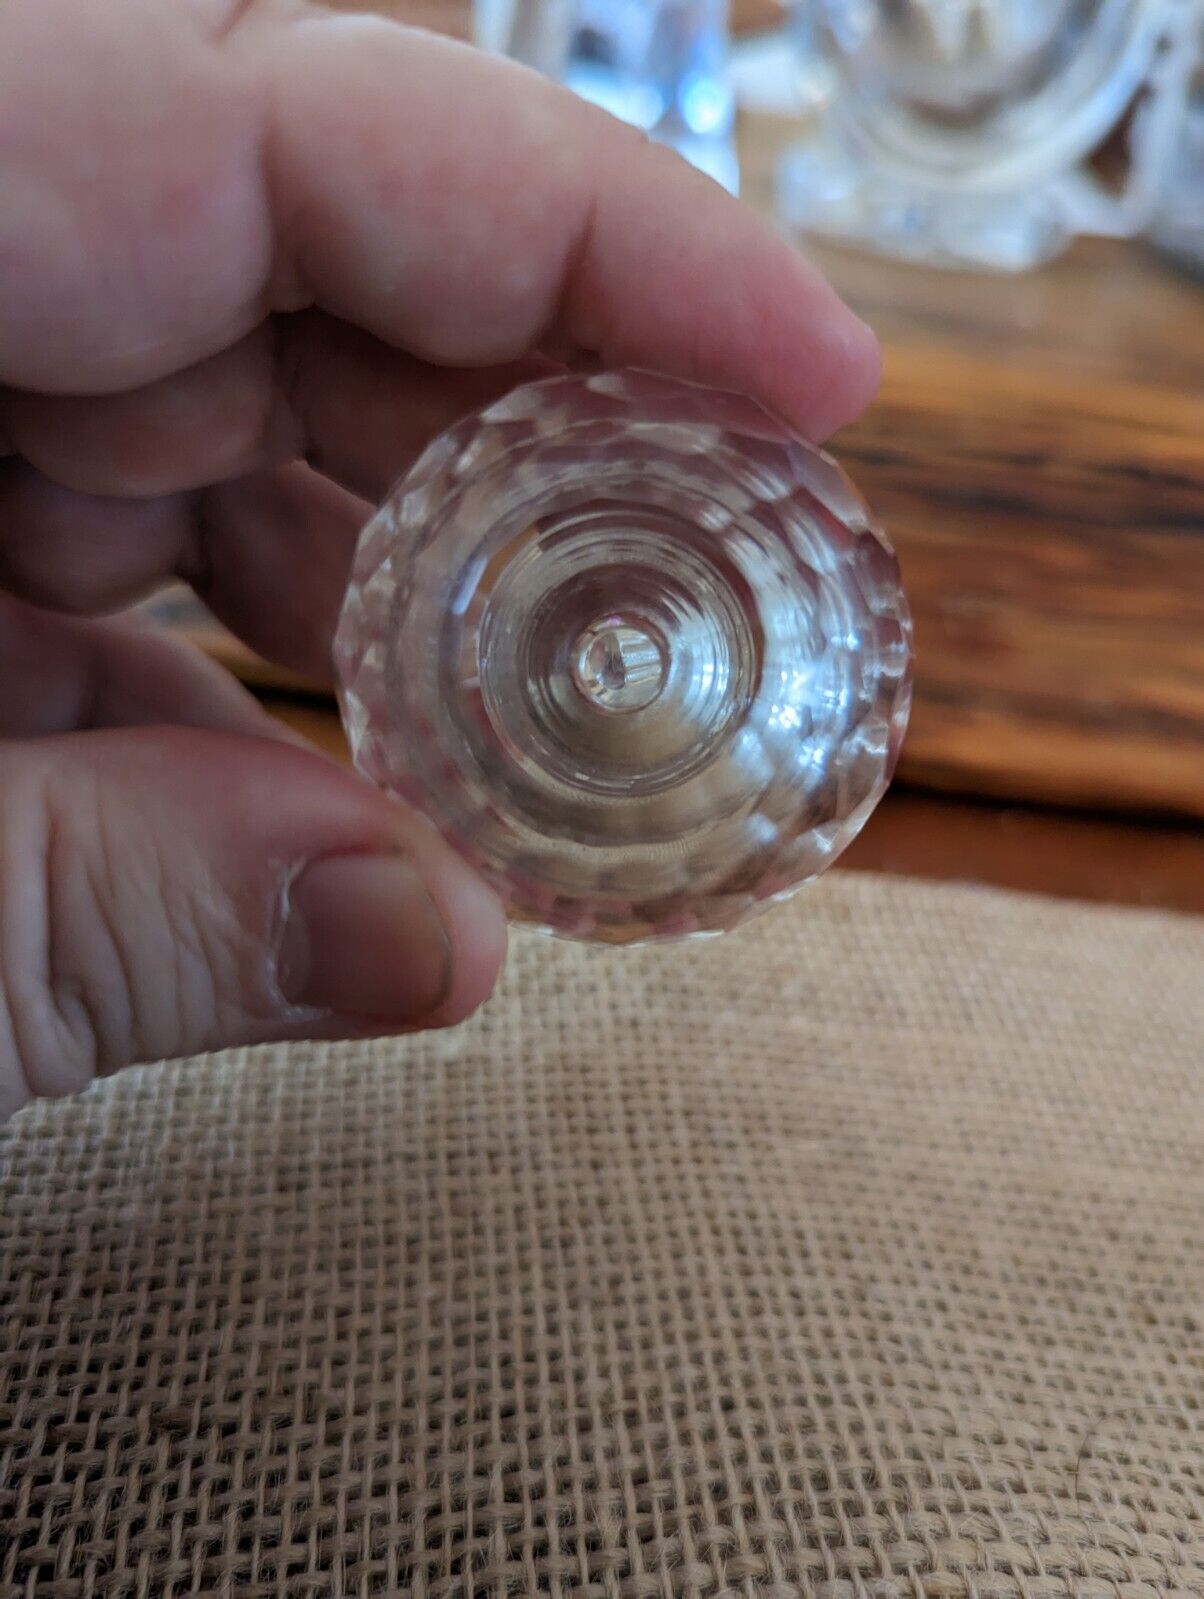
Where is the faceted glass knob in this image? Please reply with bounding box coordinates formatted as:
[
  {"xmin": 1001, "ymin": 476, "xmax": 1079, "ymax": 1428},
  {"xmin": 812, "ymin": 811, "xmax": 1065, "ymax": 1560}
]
[{"xmin": 334, "ymin": 369, "xmax": 913, "ymax": 945}]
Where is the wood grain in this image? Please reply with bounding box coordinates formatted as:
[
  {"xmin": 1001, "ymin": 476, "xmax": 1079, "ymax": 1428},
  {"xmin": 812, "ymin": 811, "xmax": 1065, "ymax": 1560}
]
[
  {"xmin": 837, "ymin": 330, "xmax": 1204, "ymax": 815},
  {"xmin": 740, "ymin": 119, "xmax": 1204, "ymax": 820},
  {"xmin": 842, "ymin": 790, "xmax": 1204, "ymax": 917}
]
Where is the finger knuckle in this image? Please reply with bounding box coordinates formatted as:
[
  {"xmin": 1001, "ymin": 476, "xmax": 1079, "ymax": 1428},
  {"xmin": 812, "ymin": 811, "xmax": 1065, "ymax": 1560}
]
[{"xmin": 0, "ymin": 749, "xmax": 252, "ymax": 1108}]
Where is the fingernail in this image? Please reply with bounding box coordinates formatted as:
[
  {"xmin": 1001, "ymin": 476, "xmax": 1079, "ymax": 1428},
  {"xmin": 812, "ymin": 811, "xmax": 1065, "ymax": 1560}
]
[{"xmin": 279, "ymin": 853, "xmax": 452, "ymax": 1021}]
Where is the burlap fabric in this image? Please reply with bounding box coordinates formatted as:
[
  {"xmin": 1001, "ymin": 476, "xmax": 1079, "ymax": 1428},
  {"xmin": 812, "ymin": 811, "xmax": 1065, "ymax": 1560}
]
[{"xmin": 3, "ymin": 872, "xmax": 1202, "ymax": 1598}]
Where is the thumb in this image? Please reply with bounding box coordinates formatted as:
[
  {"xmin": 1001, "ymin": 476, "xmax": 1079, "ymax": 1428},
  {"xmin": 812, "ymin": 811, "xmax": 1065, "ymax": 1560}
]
[{"xmin": 0, "ymin": 726, "xmax": 506, "ymax": 1119}]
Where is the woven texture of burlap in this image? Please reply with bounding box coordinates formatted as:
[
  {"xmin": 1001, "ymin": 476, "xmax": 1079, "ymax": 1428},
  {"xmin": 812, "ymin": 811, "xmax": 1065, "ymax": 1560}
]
[{"xmin": 3, "ymin": 872, "xmax": 1203, "ymax": 1598}]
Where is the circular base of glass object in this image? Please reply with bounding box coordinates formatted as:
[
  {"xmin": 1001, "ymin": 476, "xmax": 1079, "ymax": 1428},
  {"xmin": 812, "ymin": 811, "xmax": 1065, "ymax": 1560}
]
[{"xmin": 334, "ymin": 370, "xmax": 913, "ymax": 945}]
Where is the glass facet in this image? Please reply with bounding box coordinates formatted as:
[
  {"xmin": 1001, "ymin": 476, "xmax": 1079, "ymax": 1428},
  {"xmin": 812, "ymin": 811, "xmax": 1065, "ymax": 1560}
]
[{"xmin": 335, "ymin": 371, "xmax": 913, "ymax": 945}]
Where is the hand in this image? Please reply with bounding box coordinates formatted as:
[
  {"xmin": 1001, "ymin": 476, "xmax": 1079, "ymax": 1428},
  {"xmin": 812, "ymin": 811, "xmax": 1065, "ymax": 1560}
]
[{"xmin": 0, "ymin": 0, "xmax": 880, "ymax": 1118}]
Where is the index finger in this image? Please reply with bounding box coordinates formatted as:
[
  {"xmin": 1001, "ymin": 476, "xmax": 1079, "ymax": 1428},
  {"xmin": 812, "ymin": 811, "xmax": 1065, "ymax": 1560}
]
[{"xmin": 261, "ymin": 14, "xmax": 880, "ymax": 439}]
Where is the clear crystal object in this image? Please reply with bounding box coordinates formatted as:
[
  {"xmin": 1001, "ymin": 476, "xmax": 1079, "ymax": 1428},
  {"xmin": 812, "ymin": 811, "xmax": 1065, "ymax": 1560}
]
[
  {"xmin": 334, "ymin": 371, "xmax": 913, "ymax": 945},
  {"xmin": 474, "ymin": 0, "xmax": 739, "ymax": 194},
  {"xmin": 779, "ymin": 0, "xmax": 1178, "ymax": 270},
  {"xmin": 1145, "ymin": 6, "xmax": 1204, "ymax": 275}
]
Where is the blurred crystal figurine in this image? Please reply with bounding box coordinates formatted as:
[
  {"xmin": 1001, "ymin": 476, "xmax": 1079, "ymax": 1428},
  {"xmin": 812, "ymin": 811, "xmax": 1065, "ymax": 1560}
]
[
  {"xmin": 334, "ymin": 371, "xmax": 913, "ymax": 945},
  {"xmin": 474, "ymin": 0, "xmax": 739, "ymax": 193},
  {"xmin": 778, "ymin": 0, "xmax": 1188, "ymax": 270},
  {"xmin": 1143, "ymin": 3, "xmax": 1204, "ymax": 273}
]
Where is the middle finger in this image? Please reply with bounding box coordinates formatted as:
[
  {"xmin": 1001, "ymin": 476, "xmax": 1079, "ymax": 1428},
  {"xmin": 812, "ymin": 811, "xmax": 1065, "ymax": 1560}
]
[{"xmin": 0, "ymin": 310, "xmax": 554, "ymax": 503}]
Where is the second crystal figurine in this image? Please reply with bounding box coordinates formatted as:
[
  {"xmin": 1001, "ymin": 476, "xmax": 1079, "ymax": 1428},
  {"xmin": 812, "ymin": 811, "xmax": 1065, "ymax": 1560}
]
[{"xmin": 334, "ymin": 370, "xmax": 913, "ymax": 945}]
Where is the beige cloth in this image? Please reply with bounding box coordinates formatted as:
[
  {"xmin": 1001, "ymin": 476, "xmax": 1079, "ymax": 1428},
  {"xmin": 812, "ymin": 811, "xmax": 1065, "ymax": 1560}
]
[{"xmin": 2, "ymin": 872, "xmax": 1202, "ymax": 1598}]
